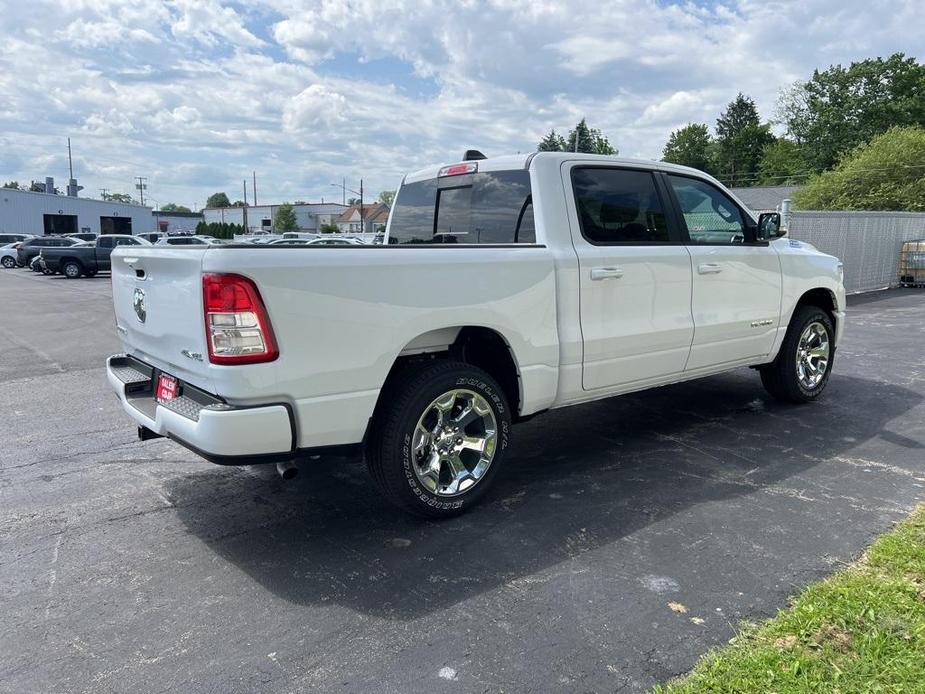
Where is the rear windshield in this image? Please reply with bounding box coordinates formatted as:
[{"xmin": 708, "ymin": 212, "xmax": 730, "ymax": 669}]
[{"xmin": 388, "ymin": 170, "xmax": 535, "ymax": 244}]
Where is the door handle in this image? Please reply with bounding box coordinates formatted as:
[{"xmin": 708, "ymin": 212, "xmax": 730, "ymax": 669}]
[
  {"xmin": 698, "ymin": 263, "xmax": 722, "ymax": 274},
  {"xmin": 590, "ymin": 266, "xmax": 624, "ymax": 281}
]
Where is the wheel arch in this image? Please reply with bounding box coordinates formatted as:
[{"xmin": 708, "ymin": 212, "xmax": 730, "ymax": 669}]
[
  {"xmin": 377, "ymin": 325, "xmax": 524, "ymax": 422},
  {"xmin": 793, "ymin": 287, "xmax": 838, "ymax": 338}
]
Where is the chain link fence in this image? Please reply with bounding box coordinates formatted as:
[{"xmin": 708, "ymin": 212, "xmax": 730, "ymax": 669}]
[{"xmin": 789, "ymin": 211, "xmax": 925, "ymax": 294}]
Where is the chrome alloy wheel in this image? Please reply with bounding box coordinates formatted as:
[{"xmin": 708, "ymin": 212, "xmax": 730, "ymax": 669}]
[
  {"xmin": 796, "ymin": 321, "xmax": 830, "ymax": 389},
  {"xmin": 410, "ymin": 388, "xmax": 498, "ymax": 497}
]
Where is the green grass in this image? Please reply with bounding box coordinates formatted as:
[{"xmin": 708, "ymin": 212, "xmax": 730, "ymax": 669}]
[{"xmin": 655, "ymin": 505, "xmax": 925, "ymax": 693}]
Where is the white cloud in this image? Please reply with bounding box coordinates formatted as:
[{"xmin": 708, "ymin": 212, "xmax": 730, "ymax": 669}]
[
  {"xmin": 0, "ymin": 0, "xmax": 922, "ymax": 208},
  {"xmin": 282, "ymin": 84, "xmax": 347, "ymax": 131}
]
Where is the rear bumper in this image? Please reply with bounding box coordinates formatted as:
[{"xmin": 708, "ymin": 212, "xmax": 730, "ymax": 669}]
[{"xmin": 106, "ymin": 354, "xmax": 296, "ymax": 464}]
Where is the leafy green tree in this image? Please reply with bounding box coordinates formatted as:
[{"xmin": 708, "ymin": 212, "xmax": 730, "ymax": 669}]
[
  {"xmin": 231, "ymin": 200, "xmax": 246, "ymax": 207},
  {"xmin": 662, "ymin": 123, "xmax": 715, "ymax": 173},
  {"xmin": 274, "ymin": 203, "xmax": 299, "ymax": 233},
  {"xmin": 780, "ymin": 53, "xmax": 925, "ymax": 172},
  {"xmin": 565, "ymin": 118, "xmax": 617, "ymax": 155},
  {"xmin": 793, "ymin": 127, "xmax": 925, "ymax": 211},
  {"xmin": 756, "ymin": 139, "xmax": 808, "ymax": 185},
  {"xmin": 537, "ymin": 129, "xmax": 567, "ymax": 152},
  {"xmin": 347, "ymin": 197, "xmax": 360, "ymax": 205},
  {"xmin": 378, "ymin": 190, "xmax": 396, "ymax": 207},
  {"xmin": 206, "ymin": 192, "xmax": 231, "ymax": 208},
  {"xmin": 715, "ymin": 93, "xmax": 775, "ymax": 186},
  {"xmin": 319, "ymin": 222, "xmax": 339, "ymax": 233},
  {"xmin": 2, "ymin": 181, "xmax": 20, "ymax": 189},
  {"xmin": 160, "ymin": 203, "xmax": 192, "ymax": 213},
  {"xmin": 102, "ymin": 192, "xmax": 137, "ymax": 204}
]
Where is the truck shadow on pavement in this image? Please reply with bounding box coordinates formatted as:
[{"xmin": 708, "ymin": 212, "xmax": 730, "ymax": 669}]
[{"xmin": 167, "ymin": 370, "xmax": 922, "ymax": 620}]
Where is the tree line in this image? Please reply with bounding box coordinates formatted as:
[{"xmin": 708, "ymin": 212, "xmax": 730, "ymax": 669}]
[{"xmin": 536, "ymin": 53, "xmax": 925, "ymax": 210}]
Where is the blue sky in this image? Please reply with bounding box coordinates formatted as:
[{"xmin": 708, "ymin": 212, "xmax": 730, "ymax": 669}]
[{"xmin": 0, "ymin": 0, "xmax": 922, "ymax": 209}]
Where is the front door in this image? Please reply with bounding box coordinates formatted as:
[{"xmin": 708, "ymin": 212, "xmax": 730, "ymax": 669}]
[
  {"xmin": 664, "ymin": 174, "xmax": 782, "ymax": 370},
  {"xmin": 566, "ymin": 164, "xmax": 694, "ymax": 391}
]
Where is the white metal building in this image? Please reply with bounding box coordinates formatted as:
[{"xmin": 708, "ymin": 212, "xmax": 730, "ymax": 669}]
[
  {"xmin": 0, "ymin": 186, "xmax": 154, "ymax": 236},
  {"xmin": 152, "ymin": 210, "xmax": 204, "ymax": 234},
  {"xmin": 202, "ymin": 202, "xmax": 347, "ymax": 234}
]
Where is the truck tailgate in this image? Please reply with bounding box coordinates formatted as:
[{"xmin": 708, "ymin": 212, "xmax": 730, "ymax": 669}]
[{"xmin": 111, "ymin": 247, "xmax": 212, "ymax": 389}]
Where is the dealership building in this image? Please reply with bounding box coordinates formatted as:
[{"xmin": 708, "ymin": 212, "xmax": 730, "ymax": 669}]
[
  {"xmin": 202, "ymin": 202, "xmax": 347, "ymax": 234},
  {"xmin": 0, "ymin": 184, "xmax": 155, "ymax": 236}
]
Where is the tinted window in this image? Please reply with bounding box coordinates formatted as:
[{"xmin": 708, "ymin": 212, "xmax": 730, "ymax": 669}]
[
  {"xmin": 667, "ymin": 175, "xmax": 746, "ymax": 244},
  {"xmin": 98, "ymin": 236, "xmax": 115, "ymax": 248},
  {"xmin": 572, "ymin": 168, "xmax": 669, "ymax": 244},
  {"xmin": 389, "ymin": 170, "xmax": 533, "ymax": 244}
]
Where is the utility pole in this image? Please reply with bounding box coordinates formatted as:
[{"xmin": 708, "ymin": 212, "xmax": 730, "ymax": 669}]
[
  {"xmin": 343, "ymin": 177, "xmax": 346, "ymax": 205},
  {"xmin": 135, "ymin": 176, "xmax": 147, "ymax": 206},
  {"xmin": 359, "ymin": 178, "xmax": 364, "ymax": 233},
  {"xmin": 67, "ymin": 138, "xmax": 74, "ymax": 179},
  {"xmin": 242, "ymin": 180, "xmax": 249, "ymax": 234},
  {"xmin": 99, "ymin": 188, "xmax": 110, "ymax": 199},
  {"xmin": 252, "ymin": 171, "xmax": 257, "ymax": 206}
]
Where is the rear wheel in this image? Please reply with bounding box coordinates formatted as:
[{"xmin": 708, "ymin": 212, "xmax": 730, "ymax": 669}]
[
  {"xmin": 760, "ymin": 305, "xmax": 835, "ymax": 403},
  {"xmin": 365, "ymin": 360, "xmax": 511, "ymax": 518},
  {"xmin": 1, "ymin": 256, "xmax": 14, "ymax": 269},
  {"xmin": 62, "ymin": 261, "xmax": 83, "ymax": 279}
]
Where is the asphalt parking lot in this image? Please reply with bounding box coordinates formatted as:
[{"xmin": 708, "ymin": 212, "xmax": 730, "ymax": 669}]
[{"xmin": 2, "ymin": 269, "xmax": 924, "ymax": 694}]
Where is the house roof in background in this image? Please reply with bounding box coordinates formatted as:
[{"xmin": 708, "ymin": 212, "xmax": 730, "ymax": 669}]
[
  {"xmin": 335, "ymin": 202, "xmax": 389, "ymax": 223},
  {"xmin": 729, "ymin": 185, "xmax": 802, "ymax": 212}
]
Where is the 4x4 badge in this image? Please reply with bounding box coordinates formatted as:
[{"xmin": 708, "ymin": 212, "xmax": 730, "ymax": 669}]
[{"xmin": 133, "ymin": 288, "xmax": 146, "ymax": 323}]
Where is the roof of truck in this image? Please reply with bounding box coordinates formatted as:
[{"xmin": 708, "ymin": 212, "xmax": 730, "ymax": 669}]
[{"xmin": 402, "ymin": 151, "xmax": 706, "ymax": 184}]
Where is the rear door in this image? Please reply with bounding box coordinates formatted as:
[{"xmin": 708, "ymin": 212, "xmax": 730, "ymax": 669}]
[
  {"xmin": 111, "ymin": 247, "xmax": 212, "ymax": 388},
  {"xmin": 663, "ymin": 174, "xmax": 782, "ymax": 370},
  {"xmin": 96, "ymin": 235, "xmax": 116, "ymax": 270},
  {"xmin": 565, "ymin": 164, "xmax": 694, "ymax": 391}
]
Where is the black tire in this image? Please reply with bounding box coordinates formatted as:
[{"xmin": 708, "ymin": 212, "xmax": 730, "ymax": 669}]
[
  {"xmin": 760, "ymin": 305, "xmax": 835, "ymax": 403},
  {"xmin": 1, "ymin": 256, "xmax": 14, "ymax": 269},
  {"xmin": 62, "ymin": 261, "xmax": 83, "ymax": 279},
  {"xmin": 365, "ymin": 360, "xmax": 511, "ymax": 518}
]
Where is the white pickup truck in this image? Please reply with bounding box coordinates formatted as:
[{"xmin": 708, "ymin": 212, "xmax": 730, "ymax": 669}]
[{"xmin": 107, "ymin": 152, "xmax": 845, "ymax": 517}]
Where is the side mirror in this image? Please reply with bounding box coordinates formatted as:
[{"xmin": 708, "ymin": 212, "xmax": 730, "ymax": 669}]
[{"xmin": 757, "ymin": 212, "xmax": 784, "ymax": 239}]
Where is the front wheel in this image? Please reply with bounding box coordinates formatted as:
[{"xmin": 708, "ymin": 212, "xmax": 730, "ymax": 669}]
[
  {"xmin": 760, "ymin": 305, "xmax": 835, "ymax": 403},
  {"xmin": 365, "ymin": 360, "xmax": 511, "ymax": 518},
  {"xmin": 62, "ymin": 261, "xmax": 83, "ymax": 279},
  {"xmin": 0, "ymin": 256, "xmax": 14, "ymax": 269}
]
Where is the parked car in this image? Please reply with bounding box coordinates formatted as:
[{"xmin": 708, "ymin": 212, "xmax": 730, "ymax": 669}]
[
  {"xmin": 16, "ymin": 236, "xmax": 79, "ymax": 267},
  {"xmin": 106, "ymin": 151, "xmax": 845, "ymax": 518},
  {"xmin": 65, "ymin": 232, "xmax": 98, "ymax": 242},
  {"xmin": 41, "ymin": 235, "xmax": 150, "ymax": 278},
  {"xmin": 136, "ymin": 232, "xmax": 163, "ymax": 244},
  {"xmin": 306, "ymin": 237, "xmax": 365, "ymax": 246},
  {"xmin": 156, "ymin": 235, "xmax": 225, "ymax": 246},
  {"xmin": 0, "ymin": 233, "xmax": 34, "ymax": 245},
  {"xmin": 281, "ymin": 232, "xmax": 320, "ymax": 241},
  {"xmin": 267, "ymin": 238, "xmax": 314, "ymax": 245},
  {"xmin": 1, "ymin": 242, "xmax": 19, "ymax": 268}
]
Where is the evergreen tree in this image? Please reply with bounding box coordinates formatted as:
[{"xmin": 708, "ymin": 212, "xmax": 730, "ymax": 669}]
[
  {"xmin": 537, "ymin": 129, "xmax": 567, "ymax": 151},
  {"xmin": 715, "ymin": 94, "xmax": 774, "ymax": 186}
]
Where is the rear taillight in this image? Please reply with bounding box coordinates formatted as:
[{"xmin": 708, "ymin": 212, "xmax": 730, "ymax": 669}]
[{"xmin": 202, "ymin": 273, "xmax": 278, "ymax": 364}]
